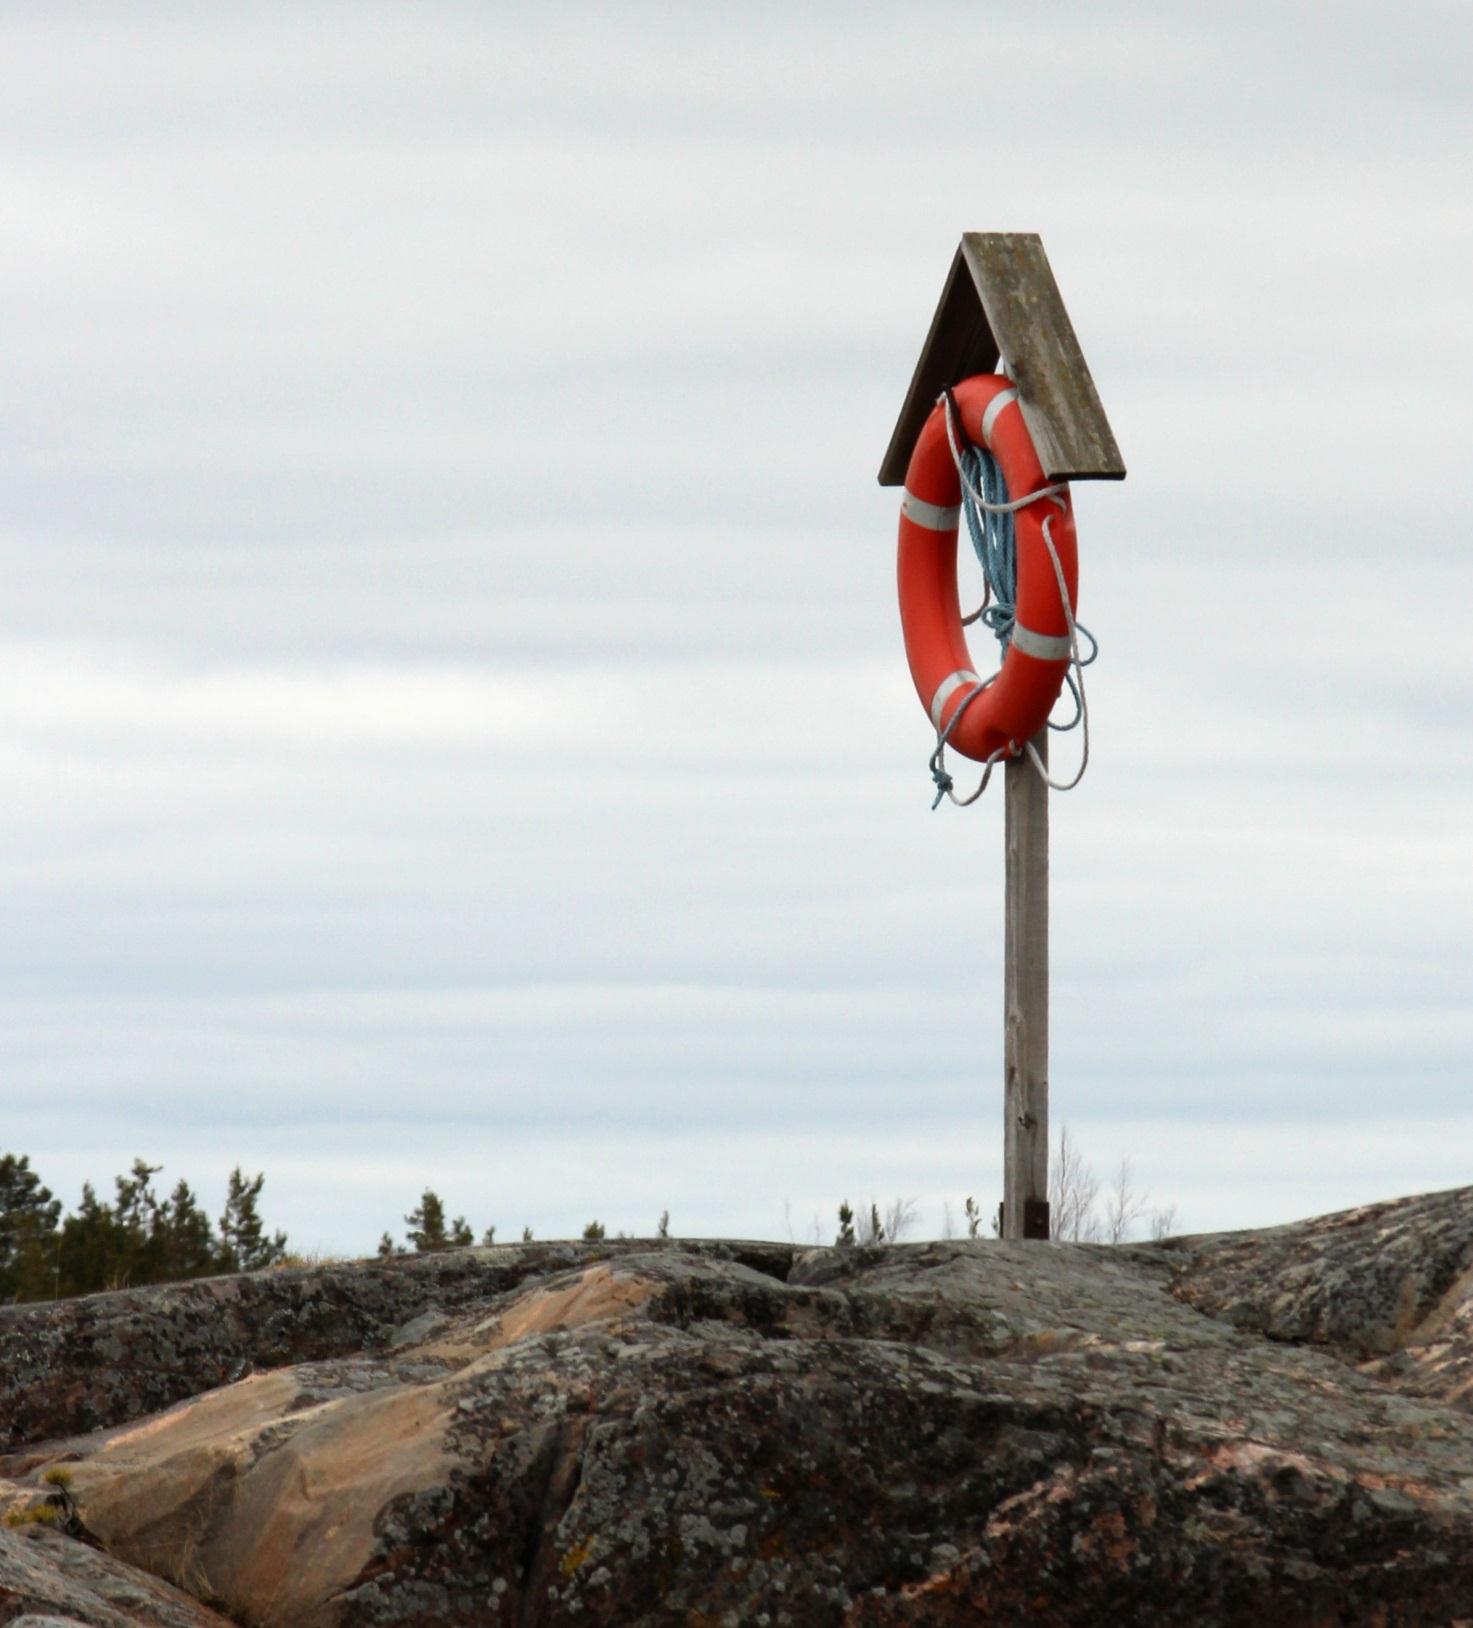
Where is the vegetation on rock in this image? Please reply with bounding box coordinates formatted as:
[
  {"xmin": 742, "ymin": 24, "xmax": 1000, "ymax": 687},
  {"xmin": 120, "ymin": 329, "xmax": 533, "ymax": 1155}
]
[
  {"xmin": 1, "ymin": 1151, "xmax": 286, "ymax": 1303},
  {"xmin": 402, "ymin": 1188, "xmax": 473, "ymax": 1253}
]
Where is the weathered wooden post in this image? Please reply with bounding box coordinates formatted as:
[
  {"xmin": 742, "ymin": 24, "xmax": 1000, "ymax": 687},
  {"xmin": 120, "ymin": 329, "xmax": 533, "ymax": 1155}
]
[{"xmin": 879, "ymin": 233, "xmax": 1125, "ymax": 1241}]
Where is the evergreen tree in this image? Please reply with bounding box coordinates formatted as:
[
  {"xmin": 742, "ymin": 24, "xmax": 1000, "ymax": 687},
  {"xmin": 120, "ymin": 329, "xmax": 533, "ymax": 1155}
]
[
  {"xmin": 55, "ymin": 1182, "xmax": 124, "ymax": 1297},
  {"xmin": 157, "ymin": 1179, "xmax": 218, "ymax": 1280},
  {"xmin": 405, "ymin": 1190, "xmax": 450, "ymax": 1252},
  {"xmin": 217, "ymin": 1168, "xmax": 287, "ymax": 1272},
  {"xmin": 376, "ymin": 1232, "xmax": 395, "ymax": 1258},
  {"xmin": 582, "ymin": 1220, "xmax": 605, "ymax": 1240},
  {"xmin": 110, "ymin": 1160, "xmax": 164, "ymax": 1287},
  {"xmin": 7, "ymin": 1156, "xmax": 292, "ymax": 1301},
  {"xmin": 836, "ymin": 1201, "xmax": 856, "ymax": 1247},
  {"xmin": 480, "ymin": 1224, "xmax": 497, "ymax": 1245},
  {"xmin": 0, "ymin": 1153, "xmax": 62, "ymax": 1302}
]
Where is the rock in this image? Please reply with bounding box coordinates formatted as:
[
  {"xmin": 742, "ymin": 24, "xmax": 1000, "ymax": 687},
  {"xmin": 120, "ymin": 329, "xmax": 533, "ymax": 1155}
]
[
  {"xmin": 1363, "ymin": 1280, "xmax": 1473, "ymax": 1412},
  {"xmin": 1162, "ymin": 1184, "xmax": 1473, "ymax": 1415},
  {"xmin": 0, "ymin": 1523, "xmax": 233, "ymax": 1627},
  {"xmin": 0, "ymin": 1240, "xmax": 579, "ymax": 1454},
  {"xmin": 1164, "ymin": 1183, "xmax": 1473, "ymax": 1356},
  {"xmin": 0, "ymin": 1239, "xmax": 793, "ymax": 1454},
  {"xmin": 0, "ymin": 1197, "xmax": 1471, "ymax": 1626}
]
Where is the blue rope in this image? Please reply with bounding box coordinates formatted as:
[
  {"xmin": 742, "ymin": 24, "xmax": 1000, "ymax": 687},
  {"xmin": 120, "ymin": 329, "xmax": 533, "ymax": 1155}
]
[
  {"xmin": 959, "ymin": 443, "xmax": 1098, "ymax": 732},
  {"xmin": 961, "ymin": 443, "xmax": 1019, "ymax": 650}
]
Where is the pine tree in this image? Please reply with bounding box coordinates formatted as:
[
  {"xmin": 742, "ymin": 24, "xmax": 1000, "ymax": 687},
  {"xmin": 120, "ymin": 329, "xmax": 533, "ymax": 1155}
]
[
  {"xmin": 964, "ymin": 1196, "xmax": 982, "ymax": 1239},
  {"xmin": 157, "ymin": 1179, "xmax": 218, "ymax": 1280},
  {"xmin": 55, "ymin": 1182, "xmax": 124, "ymax": 1297},
  {"xmin": 836, "ymin": 1201, "xmax": 856, "ymax": 1247},
  {"xmin": 480, "ymin": 1224, "xmax": 497, "ymax": 1245},
  {"xmin": 111, "ymin": 1160, "xmax": 164, "ymax": 1287},
  {"xmin": 376, "ymin": 1232, "xmax": 395, "ymax": 1258},
  {"xmin": 405, "ymin": 1190, "xmax": 450, "ymax": 1252},
  {"xmin": 582, "ymin": 1220, "xmax": 605, "ymax": 1240},
  {"xmin": 0, "ymin": 1153, "xmax": 62, "ymax": 1302},
  {"xmin": 218, "ymin": 1168, "xmax": 287, "ymax": 1272},
  {"xmin": 7, "ymin": 1156, "xmax": 293, "ymax": 1301}
]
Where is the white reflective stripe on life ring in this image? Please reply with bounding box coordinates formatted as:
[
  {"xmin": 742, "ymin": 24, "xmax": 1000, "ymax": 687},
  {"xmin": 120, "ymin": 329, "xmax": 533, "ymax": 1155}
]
[
  {"xmin": 980, "ymin": 386, "xmax": 1019, "ymax": 449},
  {"xmin": 901, "ymin": 491, "xmax": 962, "ymax": 531},
  {"xmin": 1010, "ymin": 623, "xmax": 1072, "ymax": 662},
  {"xmin": 929, "ymin": 668, "xmax": 982, "ymax": 731}
]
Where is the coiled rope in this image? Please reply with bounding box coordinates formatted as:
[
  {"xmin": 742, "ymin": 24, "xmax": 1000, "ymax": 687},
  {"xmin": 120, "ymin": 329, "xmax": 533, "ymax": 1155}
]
[{"xmin": 927, "ymin": 390, "xmax": 1098, "ymax": 809}]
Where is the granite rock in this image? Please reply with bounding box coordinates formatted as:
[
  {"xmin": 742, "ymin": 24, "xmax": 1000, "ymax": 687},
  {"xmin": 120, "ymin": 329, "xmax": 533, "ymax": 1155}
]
[
  {"xmin": 1, "ymin": 1192, "xmax": 1471, "ymax": 1626},
  {"xmin": 0, "ymin": 1522, "xmax": 233, "ymax": 1627}
]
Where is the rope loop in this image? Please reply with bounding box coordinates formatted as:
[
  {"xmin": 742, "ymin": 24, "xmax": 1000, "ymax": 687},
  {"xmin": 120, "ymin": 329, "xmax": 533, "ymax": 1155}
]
[{"xmin": 927, "ymin": 673, "xmax": 1008, "ymax": 807}]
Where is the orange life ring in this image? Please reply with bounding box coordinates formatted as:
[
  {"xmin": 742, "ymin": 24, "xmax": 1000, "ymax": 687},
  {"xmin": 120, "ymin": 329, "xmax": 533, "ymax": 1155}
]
[{"xmin": 897, "ymin": 374, "xmax": 1079, "ymax": 764}]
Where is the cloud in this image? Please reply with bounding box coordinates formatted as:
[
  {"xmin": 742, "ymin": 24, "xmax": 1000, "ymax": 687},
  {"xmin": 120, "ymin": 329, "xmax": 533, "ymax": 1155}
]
[{"xmin": 1, "ymin": 3, "xmax": 1468, "ymax": 1253}]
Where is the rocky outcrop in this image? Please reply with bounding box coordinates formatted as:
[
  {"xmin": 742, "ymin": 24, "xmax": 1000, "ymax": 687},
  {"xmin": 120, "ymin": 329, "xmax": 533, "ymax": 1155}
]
[
  {"xmin": 1165, "ymin": 1184, "xmax": 1473, "ymax": 1357},
  {"xmin": 2, "ymin": 1189, "xmax": 1471, "ymax": 1626},
  {"xmin": 0, "ymin": 1522, "xmax": 233, "ymax": 1627},
  {"xmin": 1164, "ymin": 1186, "xmax": 1473, "ymax": 1415},
  {"xmin": 1, "ymin": 1241, "xmax": 800, "ymax": 1455}
]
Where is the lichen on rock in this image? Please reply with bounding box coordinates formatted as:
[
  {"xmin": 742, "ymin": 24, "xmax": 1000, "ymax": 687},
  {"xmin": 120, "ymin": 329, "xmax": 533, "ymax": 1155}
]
[{"xmin": 1, "ymin": 1191, "xmax": 1471, "ymax": 1625}]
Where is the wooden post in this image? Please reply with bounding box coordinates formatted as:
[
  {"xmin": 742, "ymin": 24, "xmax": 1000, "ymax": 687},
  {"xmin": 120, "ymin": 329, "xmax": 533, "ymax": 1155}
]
[
  {"xmin": 878, "ymin": 234, "xmax": 1124, "ymax": 1246},
  {"xmin": 1002, "ymin": 729, "xmax": 1050, "ymax": 1240}
]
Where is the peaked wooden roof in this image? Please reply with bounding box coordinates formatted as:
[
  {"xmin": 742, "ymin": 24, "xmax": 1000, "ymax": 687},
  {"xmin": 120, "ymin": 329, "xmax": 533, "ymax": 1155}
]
[{"xmin": 878, "ymin": 233, "xmax": 1125, "ymax": 487}]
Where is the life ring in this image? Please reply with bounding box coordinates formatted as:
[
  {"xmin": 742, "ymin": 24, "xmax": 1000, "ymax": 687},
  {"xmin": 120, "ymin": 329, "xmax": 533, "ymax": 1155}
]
[{"xmin": 897, "ymin": 374, "xmax": 1079, "ymax": 764}]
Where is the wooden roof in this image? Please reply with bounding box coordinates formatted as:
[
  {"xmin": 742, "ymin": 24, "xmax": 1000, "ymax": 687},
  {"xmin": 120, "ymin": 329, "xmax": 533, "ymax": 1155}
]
[{"xmin": 878, "ymin": 233, "xmax": 1125, "ymax": 487}]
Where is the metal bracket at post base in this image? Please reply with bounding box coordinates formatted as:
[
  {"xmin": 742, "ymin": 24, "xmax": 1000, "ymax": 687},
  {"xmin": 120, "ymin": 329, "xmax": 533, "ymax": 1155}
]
[{"xmin": 997, "ymin": 1199, "xmax": 1051, "ymax": 1241}]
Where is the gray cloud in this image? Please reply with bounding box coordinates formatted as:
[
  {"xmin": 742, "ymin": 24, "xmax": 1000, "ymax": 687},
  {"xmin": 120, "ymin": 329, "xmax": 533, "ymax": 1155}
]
[{"xmin": 1, "ymin": 3, "xmax": 1469, "ymax": 1253}]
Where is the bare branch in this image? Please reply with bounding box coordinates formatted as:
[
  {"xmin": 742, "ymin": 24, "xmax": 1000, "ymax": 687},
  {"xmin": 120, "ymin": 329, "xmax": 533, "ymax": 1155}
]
[
  {"xmin": 1104, "ymin": 1155, "xmax": 1151, "ymax": 1245},
  {"xmin": 1049, "ymin": 1124, "xmax": 1101, "ymax": 1242},
  {"xmin": 883, "ymin": 1196, "xmax": 919, "ymax": 1245},
  {"xmin": 856, "ymin": 1201, "xmax": 886, "ymax": 1246}
]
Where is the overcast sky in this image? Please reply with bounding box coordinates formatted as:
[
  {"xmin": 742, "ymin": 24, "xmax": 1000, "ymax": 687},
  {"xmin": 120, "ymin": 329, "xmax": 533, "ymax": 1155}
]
[{"xmin": 3, "ymin": 2, "xmax": 1469, "ymax": 1254}]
